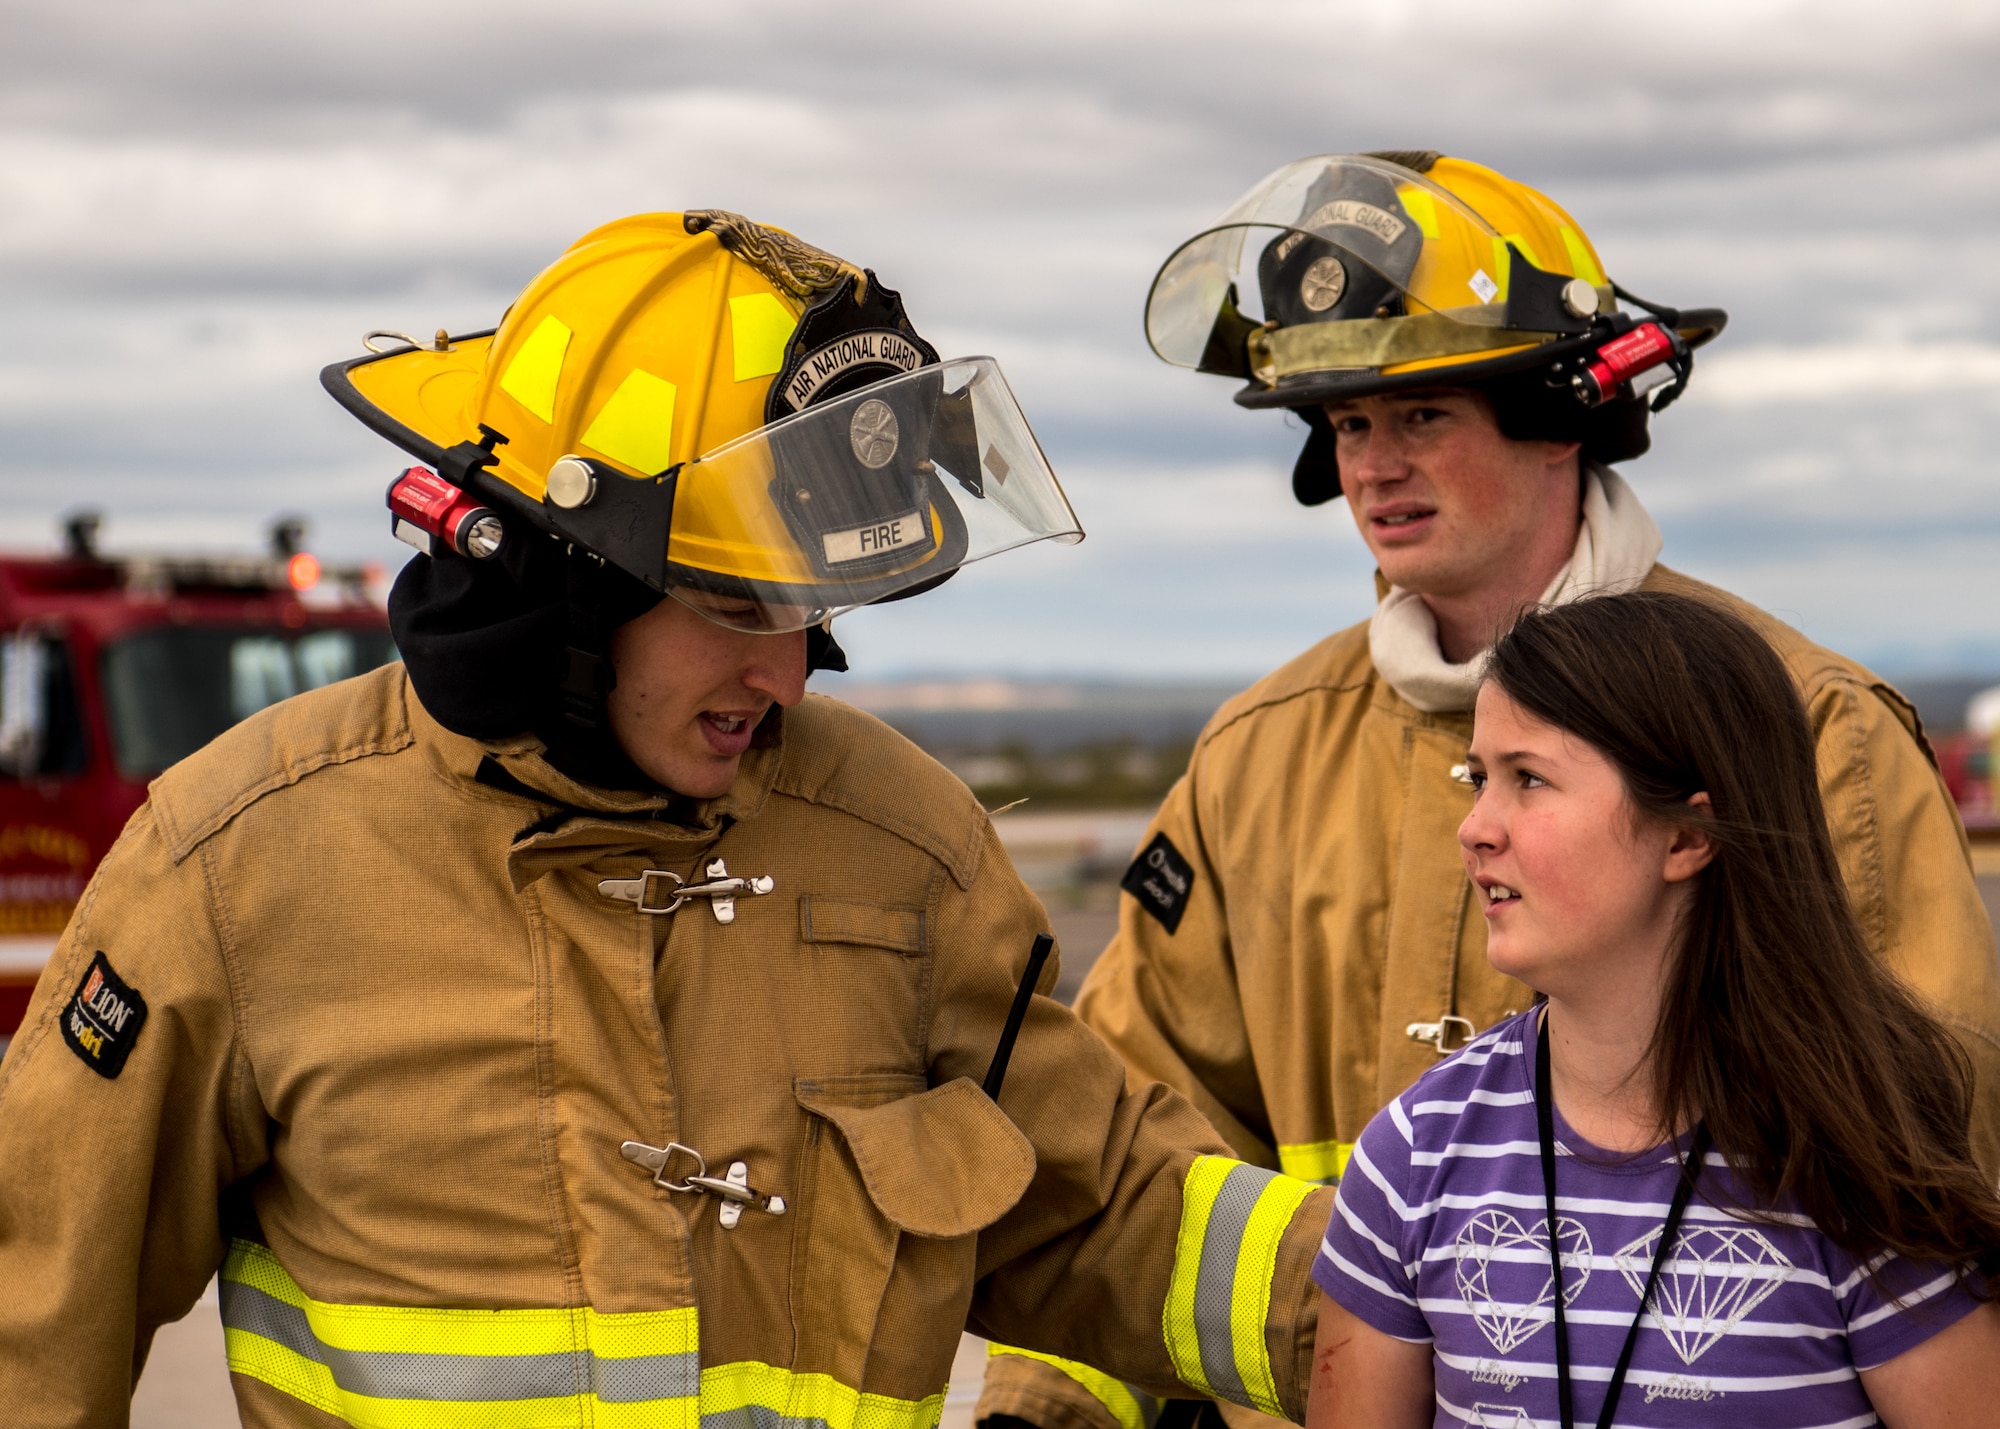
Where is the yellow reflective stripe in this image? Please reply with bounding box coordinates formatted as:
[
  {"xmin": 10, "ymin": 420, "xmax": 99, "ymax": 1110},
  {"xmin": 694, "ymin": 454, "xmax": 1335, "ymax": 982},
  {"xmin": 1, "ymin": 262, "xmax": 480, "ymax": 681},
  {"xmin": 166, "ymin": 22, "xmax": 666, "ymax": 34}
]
[
  {"xmin": 580, "ymin": 369, "xmax": 679, "ymax": 476},
  {"xmin": 1558, "ymin": 226, "xmax": 1605, "ymax": 288},
  {"xmin": 593, "ymin": 1309, "xmax": 701, "ymax": 1360},
  {"xmin": 1498, "ymin": 231, "xmax": 1542, "ymax": 269},
  {"xmin": 1163, "ymin": 1157, "xmax": 1318, "ymax": 1418},
  {"xmin": 1276, "ymin": 1140, "xmax": 1353, "ymax": 1184},
  {"xmin": 1228, "ymin": 1174, "xmax": 1316, "ymax": 1416},
  {"xmin": 498, "ymin": 314, "xmax": 571, "ymax": 424},
  {"xmin": 224, "ymin": 1240, "xmax": 698, "ymax": 1358},
  {"xmin": 221, "ymin": 1239, "xmax": 702, "ymax": 1425},
  {"xmin": 222, "ymin": 1325, "xmax": 616, "ymax": 1429},
  {"xmin": 986, "ymin": 1344, "xmax": 1158, "ymax": 1429},
  {"xmin": 699, "ymin": 1360, "xmax": 945, "ymax": 1429},
  {"xmin": 1162, "ymin": 1155, "xmax": 1230, "ymax": 1395},
  {"xmin": 1395, "ymin": 186, "xmax": 1440, "ymax": 239},
  {"xmin": 224, "ymin": 1238, "xmax": 312, "ymax": 1307},
  {"xmin": 221, "ymin": 1324, "xmax": 344, "ymax": 1424},
  {"xmin": 599, "ymin": 1398, "xmax": 699, "ymax": 1429},
  {"xmin": 222, "ymin": 1243, "xmax": 948, "ymax": 1429},
  {"xmin": 729, "ymin": 292, "xmax": 798, "ymax": 382}
]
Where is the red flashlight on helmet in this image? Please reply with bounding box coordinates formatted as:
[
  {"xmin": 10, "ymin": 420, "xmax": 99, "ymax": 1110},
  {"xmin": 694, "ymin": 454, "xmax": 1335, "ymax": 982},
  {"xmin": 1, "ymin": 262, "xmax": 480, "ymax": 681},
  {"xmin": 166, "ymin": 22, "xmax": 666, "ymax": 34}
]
[
  {"xmin": 1571, "ymin": 321, "xmax": 1687, "ymax": 407},
  {"xmin": 387, "ymin": 466, "xmax": 504, "ymax": 559}
]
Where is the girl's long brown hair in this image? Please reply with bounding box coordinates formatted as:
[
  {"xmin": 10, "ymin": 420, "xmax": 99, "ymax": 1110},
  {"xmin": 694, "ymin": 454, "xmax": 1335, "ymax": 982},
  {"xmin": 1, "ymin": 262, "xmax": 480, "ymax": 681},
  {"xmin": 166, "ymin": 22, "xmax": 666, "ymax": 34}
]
[{"xmin": 1487, "ymin": 590, "xmax": 2000, "ymax": 1279}]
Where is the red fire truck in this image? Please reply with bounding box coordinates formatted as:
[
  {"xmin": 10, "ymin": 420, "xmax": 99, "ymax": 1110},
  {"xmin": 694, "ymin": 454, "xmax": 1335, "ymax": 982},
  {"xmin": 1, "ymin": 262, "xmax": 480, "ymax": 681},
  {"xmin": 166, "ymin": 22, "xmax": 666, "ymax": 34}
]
[{"xmin": 0, "ymin": 514, "xmax": 395, "ymax": 1050}]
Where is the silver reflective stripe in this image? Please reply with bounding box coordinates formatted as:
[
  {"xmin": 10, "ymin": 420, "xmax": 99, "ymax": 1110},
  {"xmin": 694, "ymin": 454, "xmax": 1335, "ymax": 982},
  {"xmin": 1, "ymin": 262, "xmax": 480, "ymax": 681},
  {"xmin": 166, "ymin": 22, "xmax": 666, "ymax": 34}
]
[
  {"xmin": 698, "ymin": 1404, "xmax": 942, "ymax": 1429},
  {"xmin": 219, "ymin": 1279, "xmax": 701, "ymax": 1404},
  {"xmin": 598, "ymin": 1352, "xmax": 703, "ymax": 1404},
  {"xmin": 1087, "ymin": 1376, "xmax": 1160, "ymax": 1429},
  {"xmin": 703, "ymin": 1408, "xmax": 787, "ymax": 1429},
  {"xmin": 704, "ymin": 1408, "xmax": 847, "ymax": 1429},
  {"xmin": 1191, "ymin": 1162, "xmax": 1277, "ymax": 1406}
]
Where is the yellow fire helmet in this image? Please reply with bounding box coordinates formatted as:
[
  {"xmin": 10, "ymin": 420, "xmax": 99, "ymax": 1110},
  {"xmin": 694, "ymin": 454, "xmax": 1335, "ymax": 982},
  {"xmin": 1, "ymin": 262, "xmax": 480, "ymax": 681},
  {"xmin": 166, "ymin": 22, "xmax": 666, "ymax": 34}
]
[
  {"xmin": 323, "ymin": 211, "xmax": 1082, "ymax": 633},
  {"xmin": 1145, "ymin": 152, "xmax": 1727, "ymax": 497}
]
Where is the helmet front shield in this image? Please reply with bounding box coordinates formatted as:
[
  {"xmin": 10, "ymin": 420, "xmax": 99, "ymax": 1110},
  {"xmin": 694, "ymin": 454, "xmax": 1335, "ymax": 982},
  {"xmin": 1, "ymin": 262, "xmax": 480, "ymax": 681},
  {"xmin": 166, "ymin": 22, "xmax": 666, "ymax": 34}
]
[
  {"xmin": 660, "ymin": 357, "xmax": 1081, "ymax": 633},
  {"xmin": 1145, "ymin": 155, "xmax": 1616, "ymax": 403}
]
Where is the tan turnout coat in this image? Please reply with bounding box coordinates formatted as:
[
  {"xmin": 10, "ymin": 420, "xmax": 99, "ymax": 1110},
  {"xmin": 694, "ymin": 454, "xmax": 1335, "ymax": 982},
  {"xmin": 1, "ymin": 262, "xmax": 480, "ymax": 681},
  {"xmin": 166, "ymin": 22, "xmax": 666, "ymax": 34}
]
[
  {"xmin": 978, "ymin": 566, "xmax": 2000, "ymax": 1429},
  {"xmin": 0, "ymin": 666, "xmax": 1330, "ymax": 1428}
]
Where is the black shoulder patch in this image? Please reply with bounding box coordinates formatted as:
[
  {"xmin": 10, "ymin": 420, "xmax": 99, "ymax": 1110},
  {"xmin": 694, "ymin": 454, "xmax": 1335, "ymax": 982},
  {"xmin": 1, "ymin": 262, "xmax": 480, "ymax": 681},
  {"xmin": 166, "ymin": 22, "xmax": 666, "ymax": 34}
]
[
  {"xmin": 1120, "ymin": 832, "xmax": 1196, "ymax": 934},
  {"xmin": 61, "ymin": 952, "xmax": 148, "ymax": 1079}
]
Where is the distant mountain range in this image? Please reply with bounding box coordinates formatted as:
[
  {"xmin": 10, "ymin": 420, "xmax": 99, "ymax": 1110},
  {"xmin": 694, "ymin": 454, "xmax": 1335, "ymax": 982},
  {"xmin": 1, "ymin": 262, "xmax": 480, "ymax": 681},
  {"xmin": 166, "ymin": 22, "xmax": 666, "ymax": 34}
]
[
  {"xmin": 1893, "ymin": 677, "xmax": 2000, "ymax": 737},
  {"xmin": 815, "ymin": 673, "xmax": 2000, "ymax": 745},
  {"xmin": 813, "ymin": 676, "xmax": 1245, "ymax": 753}
]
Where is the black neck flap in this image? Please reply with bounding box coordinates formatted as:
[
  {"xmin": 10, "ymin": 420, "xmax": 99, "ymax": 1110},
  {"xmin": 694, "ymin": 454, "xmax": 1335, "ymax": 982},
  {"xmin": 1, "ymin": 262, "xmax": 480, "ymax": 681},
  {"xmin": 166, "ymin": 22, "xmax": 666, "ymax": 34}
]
[
  {"xmin": 390, "ymin": 533, "xmax": 660, "ymax": 789},
  {"xmin": 390, "ymin": 527, "xmax": 573, "ymax": 743},
  {"xmin": 392, "ymin": 536, "xmax": 842, "ymax": 793}
]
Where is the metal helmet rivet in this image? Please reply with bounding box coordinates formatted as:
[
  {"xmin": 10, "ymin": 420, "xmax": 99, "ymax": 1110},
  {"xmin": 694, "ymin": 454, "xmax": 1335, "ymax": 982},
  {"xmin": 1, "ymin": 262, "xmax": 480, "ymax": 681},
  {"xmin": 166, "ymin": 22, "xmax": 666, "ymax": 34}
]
[
  {"xmin": 1561, "ymin": 278, "xmax": 1599, "ymax": 319},
  {"xmin": 546, "ymin": 456, "xmax": 598, "ymax": 510}
]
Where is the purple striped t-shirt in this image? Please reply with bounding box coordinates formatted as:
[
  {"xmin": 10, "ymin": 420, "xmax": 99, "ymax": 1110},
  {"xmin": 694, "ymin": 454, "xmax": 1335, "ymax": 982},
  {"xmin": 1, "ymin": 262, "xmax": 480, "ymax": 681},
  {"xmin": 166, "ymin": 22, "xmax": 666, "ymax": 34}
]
[{"xmin": 1313, "ymin": 1010, "xmax": 1978, "ymax": 1428}]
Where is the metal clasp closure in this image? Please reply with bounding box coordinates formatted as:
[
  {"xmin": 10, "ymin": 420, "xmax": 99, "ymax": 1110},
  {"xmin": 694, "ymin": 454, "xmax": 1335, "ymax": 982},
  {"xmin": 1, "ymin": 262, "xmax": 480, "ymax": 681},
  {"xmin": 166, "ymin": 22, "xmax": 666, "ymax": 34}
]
[
  {"xmin": 598, "ymin": 857, "xmax": 775, "ymax": 923},
  {"xmin": 1406, "ymin": 1015, "xmax": 1477, "ymax": 1057},
  {"xmin": 619, "ymin": 1140, "xmax": 787, "ymax": 1228}
]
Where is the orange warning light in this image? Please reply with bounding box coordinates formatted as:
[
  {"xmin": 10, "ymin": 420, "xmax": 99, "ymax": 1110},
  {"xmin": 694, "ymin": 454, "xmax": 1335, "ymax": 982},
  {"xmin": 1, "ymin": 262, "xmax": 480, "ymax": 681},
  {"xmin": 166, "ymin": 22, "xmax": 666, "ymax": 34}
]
[{"xmin": 287, "ymin": 552, "xmax": 321, "ymax": 591}]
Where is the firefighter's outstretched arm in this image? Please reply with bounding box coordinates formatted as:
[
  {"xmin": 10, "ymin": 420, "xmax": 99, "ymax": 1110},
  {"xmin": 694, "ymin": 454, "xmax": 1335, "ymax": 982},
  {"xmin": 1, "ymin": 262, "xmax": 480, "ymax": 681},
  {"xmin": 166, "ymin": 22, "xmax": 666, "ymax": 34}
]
[
  {"xmin": 927, "ymin": 822, "xmax": 1331, "ymax": 1423},
  {"xmin": 0, "ymin": 805, "xmax": 259, "ymax": 1417},
  {"xmin": 980, "ymin": 747, "xmax": 1299, "ymax": 1429}
]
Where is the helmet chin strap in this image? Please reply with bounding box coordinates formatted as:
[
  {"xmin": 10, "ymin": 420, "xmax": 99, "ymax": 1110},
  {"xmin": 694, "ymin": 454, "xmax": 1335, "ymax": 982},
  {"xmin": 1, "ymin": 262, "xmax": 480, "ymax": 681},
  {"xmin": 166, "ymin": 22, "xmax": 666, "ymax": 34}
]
[
  {"xmin": 540, "ymin": 550, "xmax": 661, "ymax": 790},
  {"xmin": 806, "ymin": 621, "xmax": 848, "ymax": 674},
  {"xmin": 556, "ymin": 552, "xmax": 615, "ymax": 741}
]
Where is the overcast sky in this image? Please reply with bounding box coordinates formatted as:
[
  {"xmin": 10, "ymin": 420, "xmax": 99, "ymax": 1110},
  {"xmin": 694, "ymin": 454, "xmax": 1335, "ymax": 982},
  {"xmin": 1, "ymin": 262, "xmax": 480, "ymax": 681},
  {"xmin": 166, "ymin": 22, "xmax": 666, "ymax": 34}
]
[{"xmin": 2, "ymin": 0, "xmax": 1997, "ymax": 680}]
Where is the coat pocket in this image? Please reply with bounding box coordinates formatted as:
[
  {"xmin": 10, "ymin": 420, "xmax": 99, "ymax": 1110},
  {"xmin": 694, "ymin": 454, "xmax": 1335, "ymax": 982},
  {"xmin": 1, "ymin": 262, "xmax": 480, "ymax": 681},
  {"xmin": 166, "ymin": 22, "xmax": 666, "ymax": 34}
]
[
  {"xmin": 796, "ymin": 1076, "xmax": 1036, "ymax": 1237},
  {"xmin": 788, "ymin": 1074, "xmax": 1037, "ymax": 1387}
]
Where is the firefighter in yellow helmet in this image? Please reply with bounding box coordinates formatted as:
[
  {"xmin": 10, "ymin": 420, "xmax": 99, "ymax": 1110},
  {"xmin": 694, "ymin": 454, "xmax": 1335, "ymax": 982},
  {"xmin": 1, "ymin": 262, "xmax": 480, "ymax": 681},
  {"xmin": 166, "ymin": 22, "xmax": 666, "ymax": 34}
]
[
  {"xmin": 1144, "ymin": 149, "xmax": 1723, "ymax": 503},
  {"xmin": 978, "ymin": 153, "xmax": 2000, "ymax": 1429},
  {"xmin": 0, "ymin": 212, "xmax": 1333, "ymax": 1425},
  {"xmin": 325, "ymin": 209, "xmax": 1082, "ymax": 781}
]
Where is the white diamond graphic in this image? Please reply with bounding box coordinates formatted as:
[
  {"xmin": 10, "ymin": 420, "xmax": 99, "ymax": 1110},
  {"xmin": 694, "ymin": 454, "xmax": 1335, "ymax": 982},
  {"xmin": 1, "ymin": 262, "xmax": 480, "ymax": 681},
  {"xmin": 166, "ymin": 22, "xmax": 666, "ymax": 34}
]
[
  {"xmin": 1453, "ymin": 1209, "xmax": 1593, "ymax": 1355},
  {"xmin": 1471, "ymin": 1405, "xmax": 1531, "ymax": 1429},
  {"xmin": 1616, "ymin": 1224, "xmax": 1793, "ymax": 1364}
]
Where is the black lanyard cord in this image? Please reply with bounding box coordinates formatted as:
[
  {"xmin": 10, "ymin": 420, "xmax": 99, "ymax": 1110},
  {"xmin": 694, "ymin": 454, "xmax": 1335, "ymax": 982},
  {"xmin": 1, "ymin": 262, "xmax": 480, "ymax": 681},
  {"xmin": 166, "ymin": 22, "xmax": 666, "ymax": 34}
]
[{"xmin": 1536, "ymin": 1010, "xmax": 1710, "ymax": 1429}]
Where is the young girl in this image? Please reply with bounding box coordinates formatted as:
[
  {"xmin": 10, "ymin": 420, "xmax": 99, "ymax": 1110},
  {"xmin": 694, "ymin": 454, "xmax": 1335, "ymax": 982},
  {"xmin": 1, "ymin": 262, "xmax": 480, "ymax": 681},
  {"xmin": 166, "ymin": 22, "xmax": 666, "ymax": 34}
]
[{"xmin": 1307, "ymin": 591, "xmax": 2000, "ymax": 1428}]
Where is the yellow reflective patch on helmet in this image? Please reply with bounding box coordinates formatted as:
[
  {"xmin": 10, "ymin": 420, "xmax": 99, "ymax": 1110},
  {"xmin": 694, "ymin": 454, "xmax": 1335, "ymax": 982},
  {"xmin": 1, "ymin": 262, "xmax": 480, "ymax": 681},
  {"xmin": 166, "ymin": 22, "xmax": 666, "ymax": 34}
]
[
  {"xmin": 1560, "ymin": 225, "xmax": 1605, "ymax": 288},
  {"xmin": 730, "ymin": 293, "xmax": 798, "ymax": 382},
  {"xmin": 1397, "ymin": 186, "xmax": 1440, "ymax": 240},
  {"xmin": 581, "ymin": 369, "xmax": 679, "ymax": 475},
  {"xmin": 1488, "ymin": 237, "xmax": 1516, "ymax": 301},
  {"xmin": 1499, "ymin": 232, "xmax": 1542, "ymax": 269},
  {"xmin": 499, "ymin": 314, "xmax": 573, "ymax": 424}
]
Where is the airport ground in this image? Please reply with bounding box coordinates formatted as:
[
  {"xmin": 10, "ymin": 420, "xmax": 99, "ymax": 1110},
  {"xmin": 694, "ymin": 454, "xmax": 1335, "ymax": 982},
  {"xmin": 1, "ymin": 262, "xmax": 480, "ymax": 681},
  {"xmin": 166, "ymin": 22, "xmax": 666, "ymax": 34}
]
[{"xmin": 124, "ymin": 813, "xmax": 2000, "ymax": 1423}]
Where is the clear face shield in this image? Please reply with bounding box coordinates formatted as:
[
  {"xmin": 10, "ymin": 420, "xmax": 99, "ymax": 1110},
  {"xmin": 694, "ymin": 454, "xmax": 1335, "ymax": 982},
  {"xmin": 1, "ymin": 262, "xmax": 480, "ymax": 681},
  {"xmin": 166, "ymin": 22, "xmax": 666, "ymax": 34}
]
[
  {"xmin": 1145, "ymin": 155, "xmax": 1610, "ymax": 389},
  {"xmin": 660, "ymin": 357, "xmax": 1082, "ymax": 634}
]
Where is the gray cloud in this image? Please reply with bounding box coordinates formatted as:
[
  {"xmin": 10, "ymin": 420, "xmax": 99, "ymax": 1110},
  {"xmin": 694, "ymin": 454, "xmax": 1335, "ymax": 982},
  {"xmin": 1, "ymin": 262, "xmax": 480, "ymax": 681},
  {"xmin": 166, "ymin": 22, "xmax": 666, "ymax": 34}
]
[{"xmin": 1, "ymin": 0, "xmax": 1996, "ymax": 677}]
